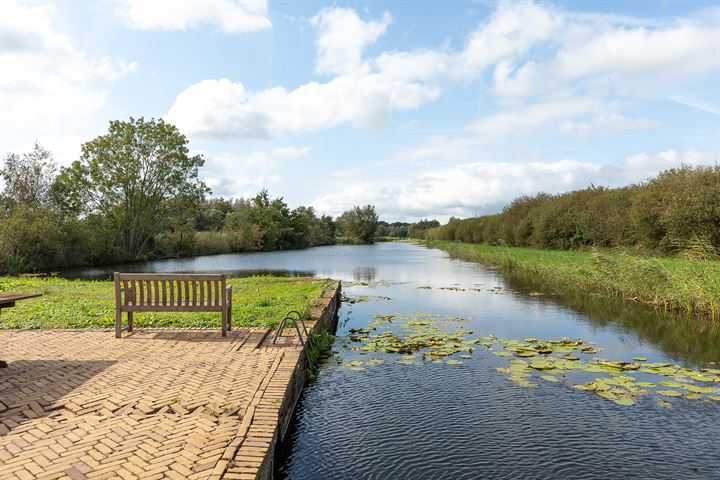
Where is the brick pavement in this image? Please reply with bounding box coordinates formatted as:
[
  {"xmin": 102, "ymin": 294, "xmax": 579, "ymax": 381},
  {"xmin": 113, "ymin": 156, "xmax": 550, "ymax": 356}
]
[
  {"xmin": 0, "ymin": 284, "xmax": 339, "ymax": 480},
  {"xmin": 0, "ymin": 282, "xmax": 335, "ymax": 480}
]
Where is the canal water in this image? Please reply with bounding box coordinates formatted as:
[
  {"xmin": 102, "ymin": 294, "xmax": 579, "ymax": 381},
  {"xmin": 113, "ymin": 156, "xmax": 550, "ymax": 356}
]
[{"xmin": 66, "ymin": 242, "xmax": 720, "ymax": 479}]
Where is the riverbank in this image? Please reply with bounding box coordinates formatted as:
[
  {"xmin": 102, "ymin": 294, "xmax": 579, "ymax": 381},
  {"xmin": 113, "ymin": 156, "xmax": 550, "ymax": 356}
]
[
  {"xmin": 422, "ymin": 240, "xmax": 720, "ymax": 318},
  {"xmin": 0, "ymin": 282, "xmax": 341, "ymax": 480},
  {"xmin": 0, "ymin": 276, "xmax": 331, "ymax": 329}
]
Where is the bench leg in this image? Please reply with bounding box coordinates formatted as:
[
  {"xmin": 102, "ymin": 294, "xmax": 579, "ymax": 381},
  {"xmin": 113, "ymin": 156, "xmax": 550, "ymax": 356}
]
[
  {"xmin": 221, "ymin": 309, "xmax": 227, "ymax": 337},
  {"xmin": 227, "ymin": 304, "xmax": 232, "ymax": 332},
  {"xmin": 128, "ymin": 312, "xmax": 133, "ymax": 332},
  {"xmin": 115, "ymin": 311, "xmax": 122, "ymax": 338}
]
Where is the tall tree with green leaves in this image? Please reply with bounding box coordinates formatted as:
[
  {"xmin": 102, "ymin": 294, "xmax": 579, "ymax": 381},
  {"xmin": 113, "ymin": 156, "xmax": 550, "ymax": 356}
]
[
  {"xmin": 337, "ymin": 205, "xmax": 379, "ymax": 243},
  {"xmin": 0, "ymin": 142, "xmax": 57, "ymax": 208},
  {"xmin": 54, "ymin": 117, "xmax": 208, "ymax": 260}
]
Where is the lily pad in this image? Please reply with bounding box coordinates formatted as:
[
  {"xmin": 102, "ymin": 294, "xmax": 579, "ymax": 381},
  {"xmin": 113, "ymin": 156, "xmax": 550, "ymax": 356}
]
[
  {"xmin": 657, "ymin": 390, "xmax": 683, "ymax": 397},
  {"xmin": 612, "ymin": 396, "xmax": 637, "ymax": 406},
  {"xmin": 493, "ymin": 351, "xmax": 512, "ymax": 357}
]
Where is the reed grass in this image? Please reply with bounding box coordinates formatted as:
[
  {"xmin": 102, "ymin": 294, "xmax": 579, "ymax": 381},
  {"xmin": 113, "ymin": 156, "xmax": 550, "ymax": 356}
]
[{"xmin": 423, "ymin": 240, "xmax": 720, "ymax": 319}]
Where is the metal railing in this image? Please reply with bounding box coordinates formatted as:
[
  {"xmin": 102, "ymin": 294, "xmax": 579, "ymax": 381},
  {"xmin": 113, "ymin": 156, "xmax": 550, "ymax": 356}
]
[{"xmin": 272, "ymin": 310, "xmax": 310, "ymax": 346}]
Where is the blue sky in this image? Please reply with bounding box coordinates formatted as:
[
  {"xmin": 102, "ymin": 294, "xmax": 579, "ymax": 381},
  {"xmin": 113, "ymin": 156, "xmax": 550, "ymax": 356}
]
[{"xmin": 1, "ymin": 0, "xmax": 718, "ymax": 221}]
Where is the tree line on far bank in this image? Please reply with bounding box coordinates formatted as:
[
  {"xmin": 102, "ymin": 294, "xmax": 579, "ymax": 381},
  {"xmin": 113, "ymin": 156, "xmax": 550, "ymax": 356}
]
[
  {"xmin": 0, "ymin": 117, "xmax": 422, "ymax": 274},
  {"xmin": 422, "ymin": 164, "xmax": 720, "ymax": 259}
]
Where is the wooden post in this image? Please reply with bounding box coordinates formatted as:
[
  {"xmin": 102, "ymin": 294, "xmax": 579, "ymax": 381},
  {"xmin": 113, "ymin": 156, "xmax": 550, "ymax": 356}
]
[
  {"xmin": 227, "ymin": 285, "xmax": 233, "ymax": 332},
  {"xmin": 114, "ymin": 272, "xmax": 122, "ymax": 338},
  {"xmin": 221, "ymin": 275, "xmax": 227, "ymax": 337}
]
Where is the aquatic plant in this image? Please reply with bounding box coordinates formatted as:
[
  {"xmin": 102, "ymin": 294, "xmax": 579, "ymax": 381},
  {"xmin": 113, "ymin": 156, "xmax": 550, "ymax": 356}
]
[{"xmin": 339, "ymin": 313, "xmax": 720, "ymax": 408}]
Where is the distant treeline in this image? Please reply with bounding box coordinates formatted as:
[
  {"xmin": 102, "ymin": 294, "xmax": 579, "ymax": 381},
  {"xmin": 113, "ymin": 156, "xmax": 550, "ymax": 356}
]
[
  {"xmin": 423, "ymin": 165, "xmax": 720, "ymax": 258},
  {"xmin": 0, "ymin": 118, "xmax": 388, "ymax": 274},
  {"xmin": 377, "ymin": 219, "xmax": 440, "ymax": 239}
]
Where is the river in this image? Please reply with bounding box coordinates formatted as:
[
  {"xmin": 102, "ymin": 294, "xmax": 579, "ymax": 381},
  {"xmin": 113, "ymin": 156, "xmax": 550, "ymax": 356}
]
[{"xmin": 65, "ymin": 241, "xmax": 720, "ymax": 479}]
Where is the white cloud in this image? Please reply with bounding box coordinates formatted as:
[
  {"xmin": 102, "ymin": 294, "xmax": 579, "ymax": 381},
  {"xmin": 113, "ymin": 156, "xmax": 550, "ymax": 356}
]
[
  {"xmin": 470, "ymin": 98, "xmax": 606, "ymax": 139},
  {"xmin": 166, "ymin": 75, "xmax": 439, "ymax": 138},
  {"xmin": 670, "ymin": 95, "xmax": 720, "ymax": 115},
  {"xmin": 201, "ymin": 146, "xmax": 311, "ymax": 197},
  {"xmin": 621, "ymin": 149, "xmax": 717, "ymax": 182},
  {"xmin": 167, "ymin": 2, "xmax": 717, "ymax": 142},
  {"xmin": 493, "ymin": 9, "xmax": 720, "ymax": 98},
  {"xmin": 558, "ymin": 113, "xmax": 661, "ymax": 136},
  {"xmin": 457, "ymin": 1, "xmax": 562, "ymax": 78},
  {"xmin": 0, "ymin": 0, "xmax": 138, "ymax": 164},
  {"xmin": 119, "ymin": 0, "xmax": 271, "ymax": 33},
  {"xmin": 311, "ymin": 7, "xmax": 391, "ymax": 76},
  {"xmin": 315, "ymin": 159, "xmax": 602, "ymax": 221},
  {"xmin": 166, "ymin": 8, "xmax": 439, "ymax": 138},
  {"xmin": 467, "ymin": 98, "xmax": 660, "ymax": 141},
  {"xmin": 165, "ymin": 7, "xmax": 439, "ymax": 138},
  {"xmin": 314, "ymin": 149, "xmax": 718, "ymax": 221}
]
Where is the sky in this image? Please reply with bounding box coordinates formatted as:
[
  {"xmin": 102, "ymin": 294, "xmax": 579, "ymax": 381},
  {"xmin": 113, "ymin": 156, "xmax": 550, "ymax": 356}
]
[{"xmin": 1, "ymin": 0, "xmax": 718, "ymax": 222}]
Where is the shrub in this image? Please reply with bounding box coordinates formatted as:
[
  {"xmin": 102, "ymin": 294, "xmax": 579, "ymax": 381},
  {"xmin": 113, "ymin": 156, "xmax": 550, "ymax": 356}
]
[{"xmin": 423, "ymin": 165, "xmax": 720, "ymax": 255}]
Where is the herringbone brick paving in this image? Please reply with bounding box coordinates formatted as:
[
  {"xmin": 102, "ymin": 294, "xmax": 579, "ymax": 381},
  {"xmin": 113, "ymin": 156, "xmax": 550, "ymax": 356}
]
[
  {"xmin": 2, "ymin": 283, "xmax": 340, "ymax": 480},
  {"xmin": 0, "ymin": 327, "xmax": 302, "ymax": 480}
]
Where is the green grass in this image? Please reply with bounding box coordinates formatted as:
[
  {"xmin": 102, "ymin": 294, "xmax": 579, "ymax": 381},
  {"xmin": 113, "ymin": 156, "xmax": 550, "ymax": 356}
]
[
  {"xmin": 423, "ymin": 240, "xmax": 720, "ymax": 319},
  {"xmin": 305, "ymin": 328, "xmax": 336, "ymax": 381},
  {"xmin": 0, "ymin": 276, "xmax": 332, "ymax": 329}
]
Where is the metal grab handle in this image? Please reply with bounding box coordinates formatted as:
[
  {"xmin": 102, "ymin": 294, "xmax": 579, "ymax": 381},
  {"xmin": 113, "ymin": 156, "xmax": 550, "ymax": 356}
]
[{"xmin": 272, "ymin": 310, "xmax": 310, "ymax": 346}]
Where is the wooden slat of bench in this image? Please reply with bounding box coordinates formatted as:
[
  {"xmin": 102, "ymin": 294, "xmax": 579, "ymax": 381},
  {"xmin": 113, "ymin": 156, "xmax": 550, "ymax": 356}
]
[{"xmin": 153, "ymin": 280, "xmax": 159, "ymax": 306}]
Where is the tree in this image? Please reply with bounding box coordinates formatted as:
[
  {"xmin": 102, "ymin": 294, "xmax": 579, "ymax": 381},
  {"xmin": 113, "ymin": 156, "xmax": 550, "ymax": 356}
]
[
  {"xmin": 0, "ymin": 142, "xmax": 57, "ymax": 207},
  {"xmin": 408, "ymin": 219, "xmax": 440, "ymax": 238},
  {"xmin": 337, "ymin": 205, "xmax": 379, "ymax": 243},
  {"xmin": 195, "ymin": 198, "xmax": 233, "ymax": 231},
  {"xmin": 54, "ymin": 117, "xmax": 208, "ymax": 260},
  {"xmin": 225, "ymin": 190, "xmax": 294, "ymax": 251}
]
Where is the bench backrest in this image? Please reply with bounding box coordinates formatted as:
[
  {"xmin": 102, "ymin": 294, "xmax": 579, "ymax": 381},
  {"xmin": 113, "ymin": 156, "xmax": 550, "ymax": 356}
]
[{"xmin": 114, "ymin": 273, "xmax": 228, "ymax": 311}]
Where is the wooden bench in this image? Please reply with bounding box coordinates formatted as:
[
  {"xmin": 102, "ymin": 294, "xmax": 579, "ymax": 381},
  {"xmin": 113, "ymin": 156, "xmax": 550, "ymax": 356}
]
[{"xmin": 114, "ymin": 273, "xmax": 232, "ymax": 338}]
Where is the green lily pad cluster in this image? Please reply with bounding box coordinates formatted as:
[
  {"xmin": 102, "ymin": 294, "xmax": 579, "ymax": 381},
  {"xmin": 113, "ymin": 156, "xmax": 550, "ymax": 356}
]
[
  {"xmin": 494, "ymin": 337, "xmax": 598, "ymax": 358},
  {"xmin": 488, "ymin": 337, "xmax": 720, "ymax": 406},
  {"xmin": 340, "ymin": 314, "xmax": 720, "ymax": 408},
  {"xmin": 341, "ymin": 294, "xmax": 392, "ymax": 304},
  {"xmin": 345, "ymin": 313, "xmax": 476, "ymax": 365}
]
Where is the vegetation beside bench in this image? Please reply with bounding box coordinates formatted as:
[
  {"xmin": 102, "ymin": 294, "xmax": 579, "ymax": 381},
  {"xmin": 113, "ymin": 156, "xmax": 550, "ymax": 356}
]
[{"xmin": 0, "ymin": 276, "xmax": 330, "ymax": 330}]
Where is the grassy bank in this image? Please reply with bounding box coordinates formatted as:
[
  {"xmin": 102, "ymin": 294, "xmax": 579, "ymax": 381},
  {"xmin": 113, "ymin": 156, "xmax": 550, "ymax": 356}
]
[
  {"xmin": 422, "ymin": 240, "xmax": 720, "ymax": 319},
  {"xmin": 0, "ymin": 276, "xmax": 331, "ymax": 329}
]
